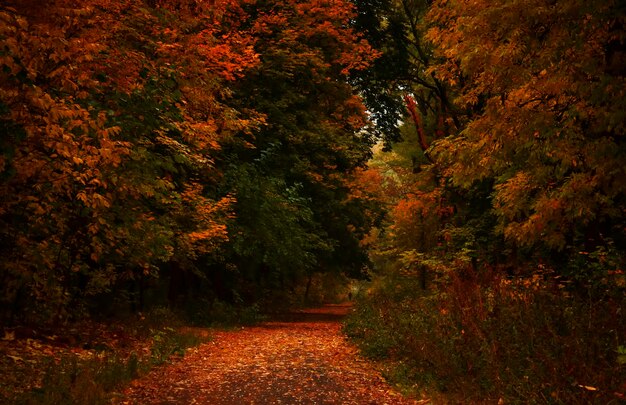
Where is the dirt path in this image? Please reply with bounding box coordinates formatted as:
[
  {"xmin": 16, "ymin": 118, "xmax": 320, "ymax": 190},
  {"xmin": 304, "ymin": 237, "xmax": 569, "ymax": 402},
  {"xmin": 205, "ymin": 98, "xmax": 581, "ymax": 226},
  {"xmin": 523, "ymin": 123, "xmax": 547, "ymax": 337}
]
[{"xmin": 117, "ymin": 304, "xmax": 421, "ymax": 404}]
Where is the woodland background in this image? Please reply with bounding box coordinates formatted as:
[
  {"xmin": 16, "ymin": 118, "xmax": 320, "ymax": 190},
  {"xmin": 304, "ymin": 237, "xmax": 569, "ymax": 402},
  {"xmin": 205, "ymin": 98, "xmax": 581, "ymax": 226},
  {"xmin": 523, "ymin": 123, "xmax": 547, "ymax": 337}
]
[{"xmin": 1, "ymin": 0, "xmax": 625, "ymax": 403}]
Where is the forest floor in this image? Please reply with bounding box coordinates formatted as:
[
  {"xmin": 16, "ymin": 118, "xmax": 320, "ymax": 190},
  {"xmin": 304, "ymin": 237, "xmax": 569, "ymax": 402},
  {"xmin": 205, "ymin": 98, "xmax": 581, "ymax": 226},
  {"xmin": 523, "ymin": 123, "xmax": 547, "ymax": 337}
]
[{"xmin": 116, "ymin": 303, "xmax": 424, "ymax": 404}]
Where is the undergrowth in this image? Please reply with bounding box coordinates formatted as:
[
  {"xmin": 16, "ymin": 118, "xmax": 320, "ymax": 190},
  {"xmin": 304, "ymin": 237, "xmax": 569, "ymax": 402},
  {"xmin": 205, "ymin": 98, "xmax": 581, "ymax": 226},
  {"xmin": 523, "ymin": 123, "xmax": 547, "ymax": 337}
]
[
  {"xmin": 10, "ymin": 297, "xmax": 272, "ymax": 404},
  {"xmin": 17, "ymin": 354, "xmax": 141, "ymax": 405},
  {"xmin": 12, "ymin": 307, "xmax": 212, "ymax": 405},
  {"xmin": 344, "ymin": 269, "xmax": 626, "ymax": 404},
  {"xmin": 184, "ymin": 298, "xmax": 266, "ymax": 327}
]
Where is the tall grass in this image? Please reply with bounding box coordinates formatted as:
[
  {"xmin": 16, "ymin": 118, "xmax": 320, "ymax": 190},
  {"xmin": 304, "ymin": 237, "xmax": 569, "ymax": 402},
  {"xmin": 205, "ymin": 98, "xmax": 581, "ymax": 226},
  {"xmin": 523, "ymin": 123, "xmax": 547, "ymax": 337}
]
[
  {"xmin": 18, "ymin": 354, "xmax": 140, "ymax": 405},
  {"xmin": 344, "ymin": 269, "xmax": 625, "ymax": 403},
  {"xmin": 15, "ymin": 307, "xmax": 208, "ymax": 405}
]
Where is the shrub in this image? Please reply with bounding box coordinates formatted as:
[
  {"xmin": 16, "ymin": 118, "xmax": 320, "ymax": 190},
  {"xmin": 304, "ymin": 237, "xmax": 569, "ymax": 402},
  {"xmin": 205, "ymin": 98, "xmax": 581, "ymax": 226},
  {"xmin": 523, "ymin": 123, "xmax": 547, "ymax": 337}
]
[
  {"xmin": 15, "ymin": 310, "xmax": 209, "ymax": 404},
  {"xmin": 344, "ymin": 269, "xmax": 626, "ymax": 403},
  {"xmin": 184, "ymin": 297, "xmax": 266, "ymax": 327},
  {"xmin": 149, "ymin": 327, "xmax": 203, "ymax": 365}
]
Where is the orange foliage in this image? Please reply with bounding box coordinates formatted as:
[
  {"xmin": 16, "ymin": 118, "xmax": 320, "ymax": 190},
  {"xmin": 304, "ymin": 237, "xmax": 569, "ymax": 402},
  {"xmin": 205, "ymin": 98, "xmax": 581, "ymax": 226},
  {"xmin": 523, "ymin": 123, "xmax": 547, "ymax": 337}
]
[
  {"xmin": 427, "ymin": 0, "xmax": 626, "ymax": 249},
  {"xmin": 0, "ymin": 0, "xmax": 264, "ymax": 319},
  {"xmin": 0, "ymin": 3, "xmax": 129, "ymax": 220},
  {"xmin": 348, "ymin": 167, "xmax": 385, "ymax": 201}
]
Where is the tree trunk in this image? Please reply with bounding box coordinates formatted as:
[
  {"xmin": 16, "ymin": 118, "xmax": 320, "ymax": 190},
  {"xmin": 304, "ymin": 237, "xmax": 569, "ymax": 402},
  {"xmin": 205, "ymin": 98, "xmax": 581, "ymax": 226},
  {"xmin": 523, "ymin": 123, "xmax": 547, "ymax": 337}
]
[{"xmin": 304, "ymin": 273, "xmax": 313, "ymax": 303}]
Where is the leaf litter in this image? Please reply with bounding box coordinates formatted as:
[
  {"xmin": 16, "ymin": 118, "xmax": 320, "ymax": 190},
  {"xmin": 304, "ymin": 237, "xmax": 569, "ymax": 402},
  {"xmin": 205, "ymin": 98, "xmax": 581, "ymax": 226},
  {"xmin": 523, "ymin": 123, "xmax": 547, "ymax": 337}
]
[{"xmin": 117, "ymin": 304, "xmax": 425, "ymax": 404}]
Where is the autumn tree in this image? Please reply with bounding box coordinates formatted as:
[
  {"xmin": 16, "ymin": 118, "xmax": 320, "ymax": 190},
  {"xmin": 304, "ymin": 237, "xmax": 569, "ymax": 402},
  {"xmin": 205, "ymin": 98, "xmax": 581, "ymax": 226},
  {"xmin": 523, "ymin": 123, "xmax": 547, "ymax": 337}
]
[
  {"xmin": 351, "ymin": 0, "xmax": 626, "ymax": 284},
  {"xmin": 348, "ymin": 0, "xmax": 465, "ymax": 289},
  {"xmin": 345, "ymin": 1, "xmax": 626, "ymax": 402},
  {"xmin": 351, "ymin": 0, "xmax": 460, "ymax": 152},
  {"xmin": 0, "ymin": 1, "xmax": 133, "ymax": 321},
  {"xmin": 427, "ymin": 0, "xmax": 626, "ymax": 281},
  {"xmin": 0, "ymin": 0, "xmax": 259, "ymax": 322},
  {"xmin": 216, "ymin": 0, "xmax": 381, "ymax": 302}
]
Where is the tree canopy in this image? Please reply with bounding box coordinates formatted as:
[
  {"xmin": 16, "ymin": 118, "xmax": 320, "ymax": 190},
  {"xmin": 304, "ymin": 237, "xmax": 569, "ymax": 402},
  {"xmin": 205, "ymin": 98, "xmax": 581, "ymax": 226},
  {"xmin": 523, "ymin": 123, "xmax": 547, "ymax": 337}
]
[{"xmin": 0, "ymin": 0, "xmax": 380, "ymax": 322}]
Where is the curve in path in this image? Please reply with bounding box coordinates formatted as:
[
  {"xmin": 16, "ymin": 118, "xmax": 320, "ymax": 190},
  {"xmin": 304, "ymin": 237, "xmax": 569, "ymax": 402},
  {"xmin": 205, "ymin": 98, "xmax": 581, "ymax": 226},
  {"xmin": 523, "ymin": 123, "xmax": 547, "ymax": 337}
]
[{"xmin": 118, "ymin": 304, "xmax": 420, "ymax": 404}]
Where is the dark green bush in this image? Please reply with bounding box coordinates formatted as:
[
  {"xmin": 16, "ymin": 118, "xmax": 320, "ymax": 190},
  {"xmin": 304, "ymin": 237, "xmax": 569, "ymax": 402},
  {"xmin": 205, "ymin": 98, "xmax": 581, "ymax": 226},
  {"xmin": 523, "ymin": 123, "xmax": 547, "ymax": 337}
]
[
  {"xmin": 183, "ymin": 297, "xmax": 266, "ymax": 327},
  {"xmin": 150, "ymin": 327, "xmax": 204, "ymax": 365}
]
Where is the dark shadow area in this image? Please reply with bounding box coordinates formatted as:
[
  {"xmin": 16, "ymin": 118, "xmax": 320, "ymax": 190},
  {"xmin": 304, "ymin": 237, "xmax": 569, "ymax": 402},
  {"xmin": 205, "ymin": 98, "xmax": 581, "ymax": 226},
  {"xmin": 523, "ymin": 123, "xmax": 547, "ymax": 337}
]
[{"xmin": 265, "ymin": 304, "xmax": 352, "ymax": 324}]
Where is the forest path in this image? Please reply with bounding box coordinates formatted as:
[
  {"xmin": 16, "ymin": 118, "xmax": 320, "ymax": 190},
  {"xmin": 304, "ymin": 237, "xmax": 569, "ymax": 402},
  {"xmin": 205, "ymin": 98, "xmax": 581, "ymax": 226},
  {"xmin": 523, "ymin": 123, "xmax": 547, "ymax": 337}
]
[{"xmin": 117, "ymin": 304, "xmax": 421, "ymax": 404}]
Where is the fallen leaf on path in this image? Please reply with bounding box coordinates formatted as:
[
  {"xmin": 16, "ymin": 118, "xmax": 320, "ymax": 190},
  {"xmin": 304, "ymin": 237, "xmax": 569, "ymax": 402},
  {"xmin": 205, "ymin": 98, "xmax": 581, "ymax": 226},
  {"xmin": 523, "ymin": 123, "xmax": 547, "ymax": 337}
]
[{"xmin": 117, "ymin": 304, "xmax": 425, "ymax": 405}]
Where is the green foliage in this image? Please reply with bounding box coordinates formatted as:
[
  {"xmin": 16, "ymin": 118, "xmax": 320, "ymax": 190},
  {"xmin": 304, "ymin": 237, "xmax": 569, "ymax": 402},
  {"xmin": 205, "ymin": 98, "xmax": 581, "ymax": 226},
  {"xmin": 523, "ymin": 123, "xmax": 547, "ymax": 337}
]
[
  {"xmin": 16, "ymin": 354, "xmax": 143, "ymax": 405},
  {"xmin": 212, "ymin": 0, "xmax": 380, "ymax": 302},
  {"xmin": 618, "ymin": 346, "xmax": 626, "ymax": 366},
  {"xmin": 343, "ymin": 293, "xmax": 398, "ymax": 359},
  {"xmin": 351, "ymin": 0, "xmax": 456, "ymax": 147},
  {"xmin": 226, "ymin": 164, "xmax": 329, "ymax": 279},
  {"xmin": 184, "ymin": 297, "xmax": 266, "ymax": 327},
  {"xmin": 149, "ymin": 327, "xmax": 202, "ymax": 365}
]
